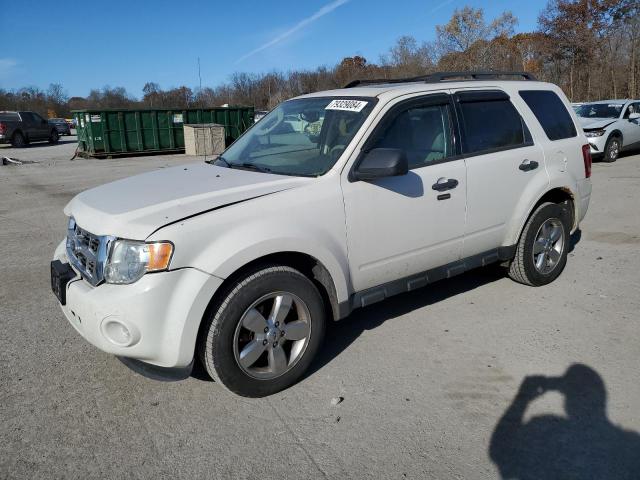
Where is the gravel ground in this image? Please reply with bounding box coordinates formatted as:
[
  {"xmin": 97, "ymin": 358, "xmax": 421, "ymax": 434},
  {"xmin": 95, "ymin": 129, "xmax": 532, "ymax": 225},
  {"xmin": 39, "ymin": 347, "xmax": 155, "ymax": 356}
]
[{"xmin": 1, "ymin": 139, "xmax": 640, "ymax": 479}]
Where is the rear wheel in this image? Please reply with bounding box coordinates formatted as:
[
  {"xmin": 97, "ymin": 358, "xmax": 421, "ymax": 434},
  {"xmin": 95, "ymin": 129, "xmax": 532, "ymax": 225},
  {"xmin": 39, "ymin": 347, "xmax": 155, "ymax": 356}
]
[
  {"xmin": 11, "ymin": 131, "xmax": 26, "ymax": 148},
  {"xmin": 49, "ymin": 129, "xmax": 59, "ymax": 144},
  {"xmin": 198, "ymin": 265, "xmax": 326, "ymax": 397},
  {"xmin": 603, "ymin": 136, "xmax": 621, "ymax": 163},
  {"xmin": 508, "ymin": 202, "xmax": 571, "ymax": 286}
]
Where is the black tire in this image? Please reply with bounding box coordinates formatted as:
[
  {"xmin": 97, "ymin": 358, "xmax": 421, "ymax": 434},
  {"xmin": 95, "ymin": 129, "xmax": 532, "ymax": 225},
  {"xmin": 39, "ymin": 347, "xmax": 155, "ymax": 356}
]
[
  {"xmin": 508, "ymin": 202, "xmax": 571, "ymax": 286},
  {"xmin": 603, "ymin": 135, "xmax": 621, "ymax": 163},
  {"xmin": 11, "ymin": 131, "xmax": 26, "ymax": 148},
  {"xmin": 49, "ymin": 129, "xmax": 59, "ymax": 144},
  {"xmin": 198, "ymin": 265, "xmax": 326, "ymax": 397}
]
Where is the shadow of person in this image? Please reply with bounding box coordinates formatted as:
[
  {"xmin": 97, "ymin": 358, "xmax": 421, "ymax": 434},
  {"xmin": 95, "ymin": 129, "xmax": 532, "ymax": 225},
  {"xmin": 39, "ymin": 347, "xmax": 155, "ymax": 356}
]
[{"xmin": 489, "ymin": 364, "xmax": 640, "ymax": 480}]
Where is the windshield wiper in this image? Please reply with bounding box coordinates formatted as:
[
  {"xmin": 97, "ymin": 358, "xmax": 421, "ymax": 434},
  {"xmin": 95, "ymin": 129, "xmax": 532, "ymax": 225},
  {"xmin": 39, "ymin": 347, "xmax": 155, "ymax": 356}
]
[
  {"xmin": 208, "ymin": 157, "xmax": 271, "ymax": 173},
  {"xmin": 236, "ymin": 162, "xmax": 272, "ymax": 173},
  {"xmin": 208, "ymin": 155, "xmax": 231, "ymax": 167}
]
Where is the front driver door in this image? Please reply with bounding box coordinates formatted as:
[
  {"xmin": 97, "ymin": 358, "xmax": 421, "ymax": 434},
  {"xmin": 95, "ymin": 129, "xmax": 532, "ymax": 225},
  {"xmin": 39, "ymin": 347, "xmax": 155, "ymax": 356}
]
[
  {"xmin": 341, "ymin": 93, "xmax": 467, "ymax": 292},
  {"xmin": 621, "ymin": 102, "xmax": 640, "ymax": 149}
]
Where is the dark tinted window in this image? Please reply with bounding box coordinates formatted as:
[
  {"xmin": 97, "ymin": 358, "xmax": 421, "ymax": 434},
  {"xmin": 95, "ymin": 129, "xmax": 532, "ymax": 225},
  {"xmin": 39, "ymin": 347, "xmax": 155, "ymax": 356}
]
[
  {"xmin": 520, "ymin": 90, "xmax": 577, "ymax": 140},
  {"xmin": 373, "ymin": 103, "xmax": 453, "ymax": 169},
  {"xmin": 31, "ymin": 112, "xmax": 45, "ymax": 123},
  {"xmin": 458, "ymin": 98, "xmax": 531, "ymax": 154},
  {"xmin": 21, "ymin": 112, "xmax": 42, "ymax": 124}
]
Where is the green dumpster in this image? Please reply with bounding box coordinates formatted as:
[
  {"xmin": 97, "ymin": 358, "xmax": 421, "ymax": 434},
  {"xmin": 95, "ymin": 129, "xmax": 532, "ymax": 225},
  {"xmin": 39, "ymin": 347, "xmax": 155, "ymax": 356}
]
[{"xmin": 73, "ymin": 106, "xmax": 254, "ymax": 158}]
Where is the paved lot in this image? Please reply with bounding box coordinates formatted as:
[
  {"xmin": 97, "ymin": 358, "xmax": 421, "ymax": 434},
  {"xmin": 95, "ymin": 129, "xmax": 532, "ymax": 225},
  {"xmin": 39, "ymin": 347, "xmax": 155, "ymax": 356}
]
[{"xmin": 2, "ymin": 139, "xmax": 640, "ymax": 479}]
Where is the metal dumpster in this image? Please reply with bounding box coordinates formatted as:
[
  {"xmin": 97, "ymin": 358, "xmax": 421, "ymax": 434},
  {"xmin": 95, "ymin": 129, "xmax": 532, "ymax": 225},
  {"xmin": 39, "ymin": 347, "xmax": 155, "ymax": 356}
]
[{"xmin": 72, "ymin": 106, "xmax": 254, "ymax": 158}]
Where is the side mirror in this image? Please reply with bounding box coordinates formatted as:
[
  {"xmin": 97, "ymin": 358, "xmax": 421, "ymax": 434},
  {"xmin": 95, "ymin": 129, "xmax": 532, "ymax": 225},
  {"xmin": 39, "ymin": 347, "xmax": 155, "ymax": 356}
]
[
  {"xmin": 300, "ymin": 110, "xmax": 320, "ymax": 123},
  {"xmin": 351, "ymin": 148, "xmax": 408, "ymax": 181},
  {"xmin": 629, "ymin": 112, "xmax": 640, "ymax": 120}
]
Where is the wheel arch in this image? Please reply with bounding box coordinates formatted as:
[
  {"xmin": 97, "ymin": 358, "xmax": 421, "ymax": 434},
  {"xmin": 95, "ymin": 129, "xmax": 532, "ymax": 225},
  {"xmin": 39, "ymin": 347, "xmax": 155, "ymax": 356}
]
[
  {"xmin": 608, "ymin": 129, "xmax": 623, "ymax": 144},
  {"xmin": 12, "ymin": 129, "xmax": 26, "ymax": 141},
  {"xmin": 516, "ymin": 187, "xmax": 576, "ymax": 243},
  {"xmin": 201, "ymin": 251, "xmax": 343, "ymax": 327}
]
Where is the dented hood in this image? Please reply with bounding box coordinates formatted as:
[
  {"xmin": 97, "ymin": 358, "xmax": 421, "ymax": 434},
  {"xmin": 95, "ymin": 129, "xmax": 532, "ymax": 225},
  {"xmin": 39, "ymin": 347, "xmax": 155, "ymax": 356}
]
[
  {"xmin": 64, "ymin": 163, "xmax": 310, "ymax": 239},
  {"xmin": 578, "ymin": 117, "xmax": 617, "ymax": 130}
]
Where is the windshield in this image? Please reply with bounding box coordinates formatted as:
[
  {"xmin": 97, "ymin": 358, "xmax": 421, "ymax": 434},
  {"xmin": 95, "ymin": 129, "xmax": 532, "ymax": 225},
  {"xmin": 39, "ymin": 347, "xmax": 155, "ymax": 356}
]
[
  {"xmin": 576, "ymin": 103, "xmax": 623, "ymax": 119},
  {"xmin": 218, "ymin": 97, "xmax": 377, "ymax": 176}
]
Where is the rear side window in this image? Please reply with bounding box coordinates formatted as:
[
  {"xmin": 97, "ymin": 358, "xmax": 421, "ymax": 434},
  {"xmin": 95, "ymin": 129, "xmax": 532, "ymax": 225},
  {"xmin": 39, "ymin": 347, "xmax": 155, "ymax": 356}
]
[
  {"xmin": 456, "ymin": 92, "xmax": 532, "ymax": 154},
  {"xmin": 20, "ymin": 112, "xmax": 36, "ymax": 123},
  {"xmin": 519, "ymin": 90, "xmax": 577, "ymax": 141}
]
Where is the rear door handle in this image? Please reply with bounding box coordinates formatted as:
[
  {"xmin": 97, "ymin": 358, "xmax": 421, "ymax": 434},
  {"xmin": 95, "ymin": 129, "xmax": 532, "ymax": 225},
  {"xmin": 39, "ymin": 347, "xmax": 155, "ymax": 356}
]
[
  {"xmin": 432, "ymin": 177, "xmax": 459, "ymax": 191},
  {"xmin": 519, "ymin": 159, "xmax": 539, "ymax": 172}
]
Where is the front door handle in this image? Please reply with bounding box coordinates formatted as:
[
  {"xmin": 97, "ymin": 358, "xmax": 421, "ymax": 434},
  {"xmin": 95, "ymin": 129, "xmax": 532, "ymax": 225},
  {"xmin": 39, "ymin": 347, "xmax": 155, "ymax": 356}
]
[
  {"xmin": 432, "ymin": 177, "xmax": 459, "ymax": 192},
  {"xmin": 519, "ymin": 159, "xmax": 539, "ymax": 172}
]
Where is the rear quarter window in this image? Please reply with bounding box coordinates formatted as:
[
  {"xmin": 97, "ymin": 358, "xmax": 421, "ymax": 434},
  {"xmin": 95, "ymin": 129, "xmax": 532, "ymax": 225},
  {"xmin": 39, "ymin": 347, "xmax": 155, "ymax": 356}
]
[{"xmin": 519, "ymin": 90, "xmax": 577, "ymax": 141}]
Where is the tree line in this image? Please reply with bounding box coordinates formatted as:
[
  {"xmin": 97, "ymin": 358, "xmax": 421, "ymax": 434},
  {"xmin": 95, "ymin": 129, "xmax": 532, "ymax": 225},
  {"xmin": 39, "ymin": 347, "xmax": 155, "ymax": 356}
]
[{"xmin": 1, "ymin": 0, "xmax": 637, "ymax": 118}]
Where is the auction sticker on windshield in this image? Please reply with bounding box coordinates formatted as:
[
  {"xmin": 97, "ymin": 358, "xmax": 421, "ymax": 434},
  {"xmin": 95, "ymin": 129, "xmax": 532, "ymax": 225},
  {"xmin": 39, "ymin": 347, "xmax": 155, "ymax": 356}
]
[{"xmin": 326, "ymin": 99, "xmax": 368, "ymax": 112}]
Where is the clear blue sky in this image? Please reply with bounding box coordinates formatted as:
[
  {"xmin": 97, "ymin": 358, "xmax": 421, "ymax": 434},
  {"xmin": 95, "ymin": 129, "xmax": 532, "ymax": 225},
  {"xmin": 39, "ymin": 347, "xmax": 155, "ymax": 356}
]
[{"xmin": 0, "ymin": 0, "xmax": 547, "ymax": 98}]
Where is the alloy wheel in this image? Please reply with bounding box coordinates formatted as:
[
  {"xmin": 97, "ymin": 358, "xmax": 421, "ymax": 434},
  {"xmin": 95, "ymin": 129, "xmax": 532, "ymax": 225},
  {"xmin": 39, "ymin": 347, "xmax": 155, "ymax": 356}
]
[
  {"xmin": 608, "ymin": 139, "xmax": 620, "ymax": 161},
  {"xmin": 233, "ymin": 292, "xmax": 312, "ymax": 380},
  {"xmin": 532, "ymin": 218, "xmax": 565, "ymax": 275}
]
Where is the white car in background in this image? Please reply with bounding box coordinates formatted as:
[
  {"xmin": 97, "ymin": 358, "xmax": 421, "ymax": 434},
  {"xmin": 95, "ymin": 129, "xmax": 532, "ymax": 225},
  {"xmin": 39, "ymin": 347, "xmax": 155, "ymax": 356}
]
[{"xmin": 576, "ymin": 100, "xmax": 640, "ymax": 162}]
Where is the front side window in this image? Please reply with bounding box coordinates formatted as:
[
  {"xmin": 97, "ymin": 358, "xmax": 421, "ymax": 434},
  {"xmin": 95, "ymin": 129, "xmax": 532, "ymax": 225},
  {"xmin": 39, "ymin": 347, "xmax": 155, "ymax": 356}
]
[
  {"xmin": 457, "ymin": 97, "xmax": 531, "ymax": 154},
  {"xmin": 519, "ymin": 90, "xmax": 577, "ymax": 141},
  {"xmin": 623, "ymin": 103, "xmax": 639, "ymax": 119},
  {"xmin": 218, "ymin": 97, "xmax": 376, "ymax": 177},
  {"xmin": 370, "ymin": 103, "xmax": 453, "ymax": 169}
]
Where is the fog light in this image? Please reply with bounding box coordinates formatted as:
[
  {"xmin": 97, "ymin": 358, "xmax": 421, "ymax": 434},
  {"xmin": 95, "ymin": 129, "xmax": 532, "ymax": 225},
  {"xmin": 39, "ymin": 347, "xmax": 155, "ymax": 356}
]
[{"xmin": 101, "ymin": 318, "xmax": 137, "ymax": 347}]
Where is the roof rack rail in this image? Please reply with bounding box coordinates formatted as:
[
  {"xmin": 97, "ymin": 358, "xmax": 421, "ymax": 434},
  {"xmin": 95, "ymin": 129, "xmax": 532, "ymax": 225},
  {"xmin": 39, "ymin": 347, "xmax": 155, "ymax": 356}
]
[{"xmin": 344, "ymin": 71, "xmax": 537, "ymax": 88}]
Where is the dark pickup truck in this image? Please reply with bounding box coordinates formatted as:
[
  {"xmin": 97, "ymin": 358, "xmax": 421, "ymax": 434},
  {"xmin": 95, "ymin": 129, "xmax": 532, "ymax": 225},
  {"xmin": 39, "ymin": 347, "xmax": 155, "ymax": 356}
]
[{"xmin": 0, "ymin": 111, "xmax": 60, "ymax": 147}]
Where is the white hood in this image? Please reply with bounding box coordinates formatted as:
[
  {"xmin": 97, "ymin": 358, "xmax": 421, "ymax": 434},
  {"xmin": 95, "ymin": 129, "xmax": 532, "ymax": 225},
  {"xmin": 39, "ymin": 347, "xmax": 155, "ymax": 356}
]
[
  {"xmin": 64, "ymin": 163, "xmax": 311, "ymax": 239},
  {"xmin": 577, "ymin": 117, "xmax": 617, "ymax": 129}
]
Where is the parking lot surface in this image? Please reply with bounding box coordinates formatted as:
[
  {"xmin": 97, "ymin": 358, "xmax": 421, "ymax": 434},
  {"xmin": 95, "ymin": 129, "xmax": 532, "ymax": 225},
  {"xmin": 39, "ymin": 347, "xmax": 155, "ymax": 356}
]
[{"xmin": 2, "ymin": 139, "xmax": 640, "ymax": 479}]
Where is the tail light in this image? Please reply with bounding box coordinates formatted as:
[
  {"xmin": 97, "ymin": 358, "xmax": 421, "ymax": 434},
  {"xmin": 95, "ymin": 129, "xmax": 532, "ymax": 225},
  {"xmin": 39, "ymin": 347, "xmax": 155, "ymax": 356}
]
[
  {"xmin": 0, "ymin": 122, "xmax": 6, "ymax": 135},
  {"xmin": 582, "ymin": 144, "xmax": 592, "ymax": 178}
]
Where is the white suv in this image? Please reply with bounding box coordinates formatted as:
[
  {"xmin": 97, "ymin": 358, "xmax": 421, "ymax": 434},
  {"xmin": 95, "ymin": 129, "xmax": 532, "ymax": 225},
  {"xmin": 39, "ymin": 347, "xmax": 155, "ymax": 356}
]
[{"xmin": 52, "ymin": 72, "xmax": 592, "ymax": 397}]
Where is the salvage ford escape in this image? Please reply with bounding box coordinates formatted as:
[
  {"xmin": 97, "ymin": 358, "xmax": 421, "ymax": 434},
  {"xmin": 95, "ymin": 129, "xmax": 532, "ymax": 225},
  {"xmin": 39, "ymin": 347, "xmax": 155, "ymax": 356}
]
[{"xmin": 52, "ymin": 72, "xmax": 592, "ymax": 397}]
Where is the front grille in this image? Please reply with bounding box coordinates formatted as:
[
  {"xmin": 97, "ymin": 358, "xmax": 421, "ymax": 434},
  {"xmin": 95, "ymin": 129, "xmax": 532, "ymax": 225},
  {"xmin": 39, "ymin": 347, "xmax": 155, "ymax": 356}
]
[{"xmin": 65, "ymin": 219, "xmax": 114, "ymax": 286}]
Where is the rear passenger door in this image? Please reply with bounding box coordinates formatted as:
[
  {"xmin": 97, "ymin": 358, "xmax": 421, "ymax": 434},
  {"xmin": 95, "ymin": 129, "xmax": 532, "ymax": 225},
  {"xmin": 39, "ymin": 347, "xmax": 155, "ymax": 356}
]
[{"xmin": 453, "ymin": 90, "xmax": 548, "ymax": 256}]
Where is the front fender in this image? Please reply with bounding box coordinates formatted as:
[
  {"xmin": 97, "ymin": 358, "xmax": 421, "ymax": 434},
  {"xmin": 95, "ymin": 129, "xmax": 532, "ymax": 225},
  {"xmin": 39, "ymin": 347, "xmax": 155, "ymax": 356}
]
[
  {"xmin": 148, "ymin": 178, "xmax": 351, "ymax": 304},
  {"xmin": 209, "ymin": 236, "xmax": 351, "ymax": 304}
]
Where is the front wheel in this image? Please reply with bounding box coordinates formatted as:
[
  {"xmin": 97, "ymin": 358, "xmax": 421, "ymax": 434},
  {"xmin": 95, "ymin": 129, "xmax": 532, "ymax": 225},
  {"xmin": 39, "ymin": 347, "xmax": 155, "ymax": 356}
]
[
  {"xmin": 198, "ymin": 265, "xmax": 326, "ymax": 397},
  {"xmin": 508, "ymin": 202, "xmax": 571, "ymax": 286},
  {"xmin": 603, "ymin": 136, "xmax": 620, "ymax": 163}
]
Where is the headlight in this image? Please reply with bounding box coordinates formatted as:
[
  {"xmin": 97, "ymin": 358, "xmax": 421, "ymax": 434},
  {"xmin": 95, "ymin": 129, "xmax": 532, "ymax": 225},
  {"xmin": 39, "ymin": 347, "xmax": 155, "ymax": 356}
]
[
  {"xmin": 585, "ymin": 130, "xmax": 605, "ymax": 138},
  {"xmin": 104, "ymin": 240, "xmax": 173, "ymax": 284}
]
